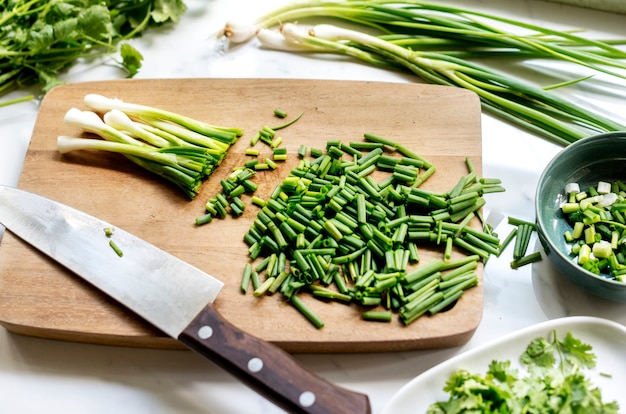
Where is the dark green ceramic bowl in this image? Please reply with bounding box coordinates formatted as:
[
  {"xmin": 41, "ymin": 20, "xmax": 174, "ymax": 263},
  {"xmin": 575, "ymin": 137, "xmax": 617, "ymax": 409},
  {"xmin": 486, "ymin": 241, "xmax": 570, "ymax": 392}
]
[{"xmin": 535, "ymin": 132, "xmax": 626, "ymax": 303}]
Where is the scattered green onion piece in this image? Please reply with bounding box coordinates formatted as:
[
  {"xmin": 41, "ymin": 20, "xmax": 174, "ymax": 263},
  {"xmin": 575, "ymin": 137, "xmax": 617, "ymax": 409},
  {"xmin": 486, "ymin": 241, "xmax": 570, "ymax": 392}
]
[
  {"xmin": 195, "ymin": 213, "xmax": 213, "ymax": 226},
  {"xmin": 265, "ymin": 158, "xmax": 278, "ymax": 170},
  {"xmin": 290, "ymin": 295, "xmax": 324, "ymax": 328},
  {"xmin": 109, "ymin": 240, "xmax": 124, "ymax": 257},
  {"xmin": 497, "ymin": 227, "xmax": 518, "ymax": 257},
  {"xmin": 271, "ymin": 136, "xmax": 283, "ymax": 148},
  {"xmin": 513, "ymin": 223, "xmax": 534, "ymax": 260},
  {"xmin": 253, "ymin": 276, "xmax": 275, "ymax": 297},
  {"xmin": 428, "ymin": 290, "xmax": 463, "ymax": 315},
  {"xmin": 362, "ymin": 311, "xmax": 393, "ymax": 322},
  {"xmin": 274, "ymin": 109, "xmax": 288, "ymax": 118},
  {"xmin": 270, "ymin": 111, "xmax": 304, "ymax": 131},
  {"xmin": 311, "ymin": 287, "xmax": 352, "ymax": 303},
  {"xmin": 241, "ymin": 263, "xmax": 252, "ymax": 293},
  {"xmin": 510, "ymin": 251, "xmax": 543, "ymax": 269}
]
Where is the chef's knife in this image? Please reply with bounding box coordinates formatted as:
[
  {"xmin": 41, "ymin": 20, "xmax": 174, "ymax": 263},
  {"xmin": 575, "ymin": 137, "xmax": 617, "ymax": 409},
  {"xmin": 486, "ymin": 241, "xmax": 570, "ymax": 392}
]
[{"xmin": 0, "ymin": 185, "xmax": 371, "ymax": 414}]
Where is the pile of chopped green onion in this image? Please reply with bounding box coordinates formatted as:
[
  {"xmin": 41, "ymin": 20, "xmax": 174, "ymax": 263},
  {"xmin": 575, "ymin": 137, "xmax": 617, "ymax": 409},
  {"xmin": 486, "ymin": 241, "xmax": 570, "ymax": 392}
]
[
  {"xmin": 222, "ymin": 0, "xmax": 626, "ymax": 146},
  {"xmin": 240, "ymin": 133, "xmax": 505, "ymax": 327},
  {"xmin": 561, "ymin": 180, "xmax": 626, "ymax": 280},
  {"xmin": 57, "ymin": 94, "xmax": 243, "ymax": 198},
  {"xmin": 196, "ymin": 109, "xmax": 303, "ymax": 224}
]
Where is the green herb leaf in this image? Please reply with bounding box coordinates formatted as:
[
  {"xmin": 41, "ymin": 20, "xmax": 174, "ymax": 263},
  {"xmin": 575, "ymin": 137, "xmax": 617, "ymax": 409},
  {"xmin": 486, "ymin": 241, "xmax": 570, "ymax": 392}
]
[
  {"xmin": 429, "ymin": 330, "xmax": 618, "ymax": 413},
  {"xmin": 521, "ymin": 336, "xmax": 556, "ymax": 369},
  {"xmin": 119, "ymin": 43, "xmax": 143, "ymax": 77},
  {"xmin": 0, "ymin": 0, "xmax": 186, "ymax": 106},
  {"xmin": 151, "ymin": 0, "xmax": 187, "ymax": 23},
  {"xmin": 77, "ymin": 5, "xmax": 114, "ymax": 41},
  {"xmin": 560, "ymin": 331, "xmax": 596, "ymax": 370},
  {"xmin": 37, "ymin": 70, "xmax": 66, "ymax": 95}
]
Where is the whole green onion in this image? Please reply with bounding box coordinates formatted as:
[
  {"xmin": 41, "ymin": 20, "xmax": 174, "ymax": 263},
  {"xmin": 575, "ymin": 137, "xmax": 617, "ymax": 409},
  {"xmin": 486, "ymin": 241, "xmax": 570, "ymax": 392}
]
[{"xmin": 224, "ymin": 0, "xmax": 626, "ymax": 146}]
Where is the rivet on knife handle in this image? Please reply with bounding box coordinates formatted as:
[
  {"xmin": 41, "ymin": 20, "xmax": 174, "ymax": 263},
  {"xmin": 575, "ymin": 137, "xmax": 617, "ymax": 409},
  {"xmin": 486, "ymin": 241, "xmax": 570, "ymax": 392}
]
[{"xmin": 179, "ymin": 304, "xmax": 372, "ymax": 414}]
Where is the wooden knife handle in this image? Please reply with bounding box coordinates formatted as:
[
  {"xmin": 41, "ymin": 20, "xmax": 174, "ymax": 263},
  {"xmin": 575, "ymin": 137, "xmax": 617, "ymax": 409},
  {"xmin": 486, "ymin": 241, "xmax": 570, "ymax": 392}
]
[{"xmin": 178, "ymin": 304, "xmax": 371, "ymax": 414}]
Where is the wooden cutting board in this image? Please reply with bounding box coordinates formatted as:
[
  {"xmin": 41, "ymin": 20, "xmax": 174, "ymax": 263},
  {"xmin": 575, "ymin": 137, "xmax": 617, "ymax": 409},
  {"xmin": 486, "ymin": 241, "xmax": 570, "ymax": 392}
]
[{"xmin": 0, "ymin": 78, "xmax": 483, "ymax": 353}]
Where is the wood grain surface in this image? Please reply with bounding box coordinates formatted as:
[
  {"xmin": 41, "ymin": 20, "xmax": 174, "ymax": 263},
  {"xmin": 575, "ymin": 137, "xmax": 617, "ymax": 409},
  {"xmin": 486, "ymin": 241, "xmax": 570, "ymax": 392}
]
[{"xmin": 0, "ymin": 78, "xmax": 483, "ymax": 353}]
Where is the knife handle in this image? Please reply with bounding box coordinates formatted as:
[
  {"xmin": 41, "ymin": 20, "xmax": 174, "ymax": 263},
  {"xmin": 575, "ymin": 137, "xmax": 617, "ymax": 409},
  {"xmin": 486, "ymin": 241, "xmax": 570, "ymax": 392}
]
[{"xmin": 178, "ymin": 304, "xmax": 371, "ymax": 414}]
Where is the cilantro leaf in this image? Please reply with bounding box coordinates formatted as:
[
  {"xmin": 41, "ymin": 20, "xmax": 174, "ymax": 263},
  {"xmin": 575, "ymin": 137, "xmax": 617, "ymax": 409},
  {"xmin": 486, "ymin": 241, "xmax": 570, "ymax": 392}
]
[
  {"xmin": 1, "ymin": 0, "xmax": 186, "ymax": 106},
  {"xmin": 151, "ymin": 0, "xmax": 187, "ymax": 23},
  {"xmin": 28, "ymin": 24, "xmax": 56, "ymax": 52},
  {"xmin": 37, "ymin": 70, "xmax": 66, "ymax": 95},
  {"xmin": 77, "ymin": 5, "xmax": 114, "ymax": 42},
  {"xmin": 521, "ymin": 336, "xmax": 556, "ymax": 369},
  {"xmin": 428, "ymin": 330, "xmax": 618, "ymax": 413},
  {"xmin": 487, "ymin": 359, "xmax": 517, "ymax": 385},
  {"xmin": 559, "ymin": 331, "xmax": 596, "ymax": 370},
  {"xmin": 119, "ymin": 42, "xmax": 143, "ymax": 77}
]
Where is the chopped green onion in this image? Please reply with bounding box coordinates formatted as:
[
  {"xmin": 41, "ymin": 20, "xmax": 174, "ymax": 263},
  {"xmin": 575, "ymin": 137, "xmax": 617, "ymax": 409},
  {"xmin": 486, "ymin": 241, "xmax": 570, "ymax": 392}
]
[
  {"xmin": 195, "ymin": 213, "xmax": 213, "ymax": 226},
  {"xmin": 240, "ymin": 134, "xmax": 502, "ymax": 327},
  {"xmin": 362, "ymin": 311, "xmax": 393, "ymax": 322},
  {"xmin": 291, "ymin": 295, "xmax": 324, "ymax": 328},
  {"xmin": 241, "ymin": 263, "xmax": 253, "ymax": 293},
  {"xmin": 270, "ymin": 111, "xmax": 304, "ymax": 131},
  {"xmin": 510, "ymin": 251, "xmax": 543, "ymax": 269},
  {"xmin": 274, "ymin": 109, "xmax": 288, "ymax": 118},
  {"xmin": 559, "ymin": 180, "xmax": 626, "ymax": 279},
  {"xmin": 109, "ymin": 240, "xmax": 124, "ymax": 257}
]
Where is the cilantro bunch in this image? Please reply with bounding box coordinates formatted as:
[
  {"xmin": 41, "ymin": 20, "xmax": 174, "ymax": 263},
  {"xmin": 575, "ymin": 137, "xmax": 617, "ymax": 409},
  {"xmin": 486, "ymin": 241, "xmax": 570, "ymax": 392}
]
[
  {"xmin": 0, "ymin": 0, "xmax": 186, "ymax": 106},
  {"xmin": 428, "ymin": 331, "xmax": 619, "ymax": 414}
]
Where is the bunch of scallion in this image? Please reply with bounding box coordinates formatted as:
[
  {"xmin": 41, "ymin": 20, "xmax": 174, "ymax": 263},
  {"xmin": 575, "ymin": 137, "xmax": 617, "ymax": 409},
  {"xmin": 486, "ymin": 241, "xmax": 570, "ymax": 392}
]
[
  {"xmin": 221, "ymin": 0, "xmax": 626, "ymax": 146},
  {"xmin": 241, "ymin": 133, "xmax": 505, "ymax": 327},
  {"xmin": 57, "ymin": 94, "xmax": 243, "ymax": 199},
  {"xmin": 0, "ymin": 0, "xmax": 186, "ymax": 107}
]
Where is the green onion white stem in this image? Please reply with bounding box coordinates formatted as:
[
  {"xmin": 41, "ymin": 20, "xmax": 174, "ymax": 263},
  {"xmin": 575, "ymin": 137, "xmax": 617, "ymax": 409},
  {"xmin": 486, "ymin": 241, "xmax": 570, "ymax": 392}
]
[
  {"xmin": 57, "ymin": 135, "xmax": 182, "ymax": 166},
  {"xmin": 103, "ymin": 109, "xmax": 171, "ymax": 148},
  {"xmin": 220, "ymin": 19, "xmax": 259, "ymax": 44},
  {"xmin": 84, "ymin": 94, "xmax": 243, "ymax": 143},
  {"xmin": 64, "ymin": 108, "xmax": 149, "ymax": 147}
]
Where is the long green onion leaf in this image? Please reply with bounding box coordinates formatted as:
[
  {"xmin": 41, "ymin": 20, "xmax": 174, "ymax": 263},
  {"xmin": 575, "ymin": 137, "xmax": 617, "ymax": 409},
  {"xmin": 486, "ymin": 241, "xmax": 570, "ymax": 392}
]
[{"xmin": 223, "ymin": 0, "xmax": 626, "ymax": 145}]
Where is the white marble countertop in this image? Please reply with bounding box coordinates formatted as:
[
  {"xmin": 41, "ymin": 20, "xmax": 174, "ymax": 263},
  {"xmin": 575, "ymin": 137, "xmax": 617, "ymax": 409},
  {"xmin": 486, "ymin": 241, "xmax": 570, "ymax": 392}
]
[{"xmin": 1, "ymin": 1, "xmax": 625, "ymax": 413}]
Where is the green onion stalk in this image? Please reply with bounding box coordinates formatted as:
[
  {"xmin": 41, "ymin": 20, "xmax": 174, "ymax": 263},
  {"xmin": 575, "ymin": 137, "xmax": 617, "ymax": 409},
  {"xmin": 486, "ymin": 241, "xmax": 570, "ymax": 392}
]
[
  {"xmin": 221, "ymin": 0, "xmax": 626, "ymax": 146},
  {"xmin": 57, "ymin": 94, "xmax": 243, "ymax": 199}
]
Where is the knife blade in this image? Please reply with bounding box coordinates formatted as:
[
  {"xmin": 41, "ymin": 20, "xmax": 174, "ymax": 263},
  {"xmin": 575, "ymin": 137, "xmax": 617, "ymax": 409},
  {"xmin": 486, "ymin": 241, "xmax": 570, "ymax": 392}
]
[{"xmin": 0, "ymin": 185, "xmax": 371, "ymax": 414}]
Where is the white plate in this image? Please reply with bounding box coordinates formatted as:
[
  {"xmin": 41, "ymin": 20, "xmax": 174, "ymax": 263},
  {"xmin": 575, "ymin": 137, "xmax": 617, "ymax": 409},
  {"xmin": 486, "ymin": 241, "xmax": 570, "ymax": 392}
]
[{"xmin": 382, "ymin": 316, "xmax": 626, "ymax": 414}]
